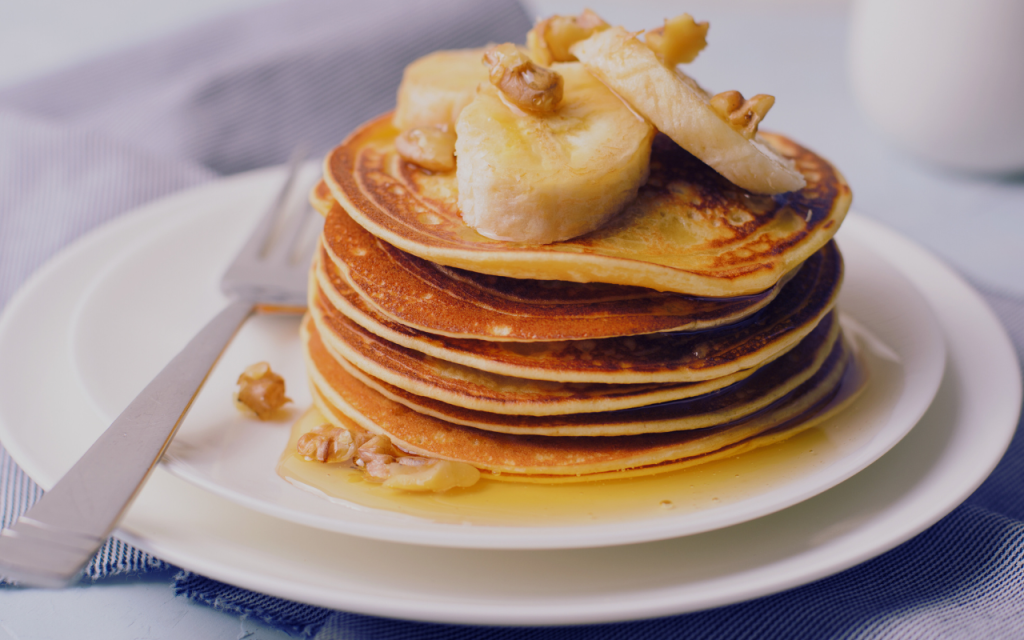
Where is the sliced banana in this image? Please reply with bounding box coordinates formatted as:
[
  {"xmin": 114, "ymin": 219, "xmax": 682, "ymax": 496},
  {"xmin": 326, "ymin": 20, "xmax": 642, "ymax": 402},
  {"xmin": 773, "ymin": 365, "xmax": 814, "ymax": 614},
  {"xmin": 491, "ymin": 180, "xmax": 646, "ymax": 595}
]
[
  {"xmin": 570, "ymin": 27, "xmax": 806, "ymax": 194},
  {"xmin": 455, "ymin": 62, "xmax": 655, "ymax": 245},
  {"xmin": 393, "ymin": 48, "xmax": 489, "ymax": 130}
]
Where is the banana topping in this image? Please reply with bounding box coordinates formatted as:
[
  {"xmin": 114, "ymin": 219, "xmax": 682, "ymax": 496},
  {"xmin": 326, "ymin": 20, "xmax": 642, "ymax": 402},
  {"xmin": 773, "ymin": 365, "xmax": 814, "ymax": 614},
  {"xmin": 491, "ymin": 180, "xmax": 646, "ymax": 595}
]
[
  {"xmin": 392, "ymin": 12, "xmax": 809, "ymax": 244},
  {"xmin": 395, "ymin": 125, "xmax": 457, "ymax": 172},
  {"xmin": 644, "ymin": 14, "xmax": 709, "ymax": 66},
  {"xmin": 709, "ymin": 90, "xmax": 775, "ymax": 139},
  {"xmin": 483, "ymin": 43, "xmax": 564, "ymax": 113},
  {"xmin": 456, "ymin": 62, "xmax": 654, "ymax": 244},
  {"xmin": 394, "ymin": 48, "xmax": 490, "ymax": 130},
  {"xmin": 571, "ymin": 26, "xmax": 806, "ymax": 194},
  {"xmin": 526, "ymin": 9, "xmax": 609, "ymax": 65}
]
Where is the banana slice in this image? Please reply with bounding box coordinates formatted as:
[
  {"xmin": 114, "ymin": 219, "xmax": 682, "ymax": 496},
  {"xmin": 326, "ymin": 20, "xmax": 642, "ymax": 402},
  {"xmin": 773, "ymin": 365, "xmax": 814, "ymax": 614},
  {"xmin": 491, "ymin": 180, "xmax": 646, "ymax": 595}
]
[
  {"xmin": 570, "ymin": 27, "xmax": 806, "ymax": 194},
  {"xmin": 455, "ymin": 62, "xmax": 655, "ymax": 244},
  {"xmin": 393, "ymin": 48, "xmax": 489, "ymax": 130}
]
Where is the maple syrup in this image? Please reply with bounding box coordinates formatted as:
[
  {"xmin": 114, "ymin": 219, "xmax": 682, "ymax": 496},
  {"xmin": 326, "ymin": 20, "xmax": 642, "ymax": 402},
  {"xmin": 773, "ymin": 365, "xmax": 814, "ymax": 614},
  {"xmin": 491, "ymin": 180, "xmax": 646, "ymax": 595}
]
[{"xmin": 276, "ymin": 324, "xmax": 896, "ymax": 528}]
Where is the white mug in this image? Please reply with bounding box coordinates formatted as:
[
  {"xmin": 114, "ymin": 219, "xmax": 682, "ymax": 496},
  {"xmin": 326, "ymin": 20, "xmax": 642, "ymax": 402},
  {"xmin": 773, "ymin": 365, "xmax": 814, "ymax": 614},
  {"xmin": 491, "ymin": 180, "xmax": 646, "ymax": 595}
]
[{"xmin": 849, "ymin": 0, "xmax": 1024, "ymax": 173}]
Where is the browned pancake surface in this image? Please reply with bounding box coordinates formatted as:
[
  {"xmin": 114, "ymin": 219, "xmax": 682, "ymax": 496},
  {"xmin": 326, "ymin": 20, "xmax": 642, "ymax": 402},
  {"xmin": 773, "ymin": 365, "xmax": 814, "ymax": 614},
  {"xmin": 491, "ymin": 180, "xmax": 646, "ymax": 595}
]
[
  {"xmin": 314, "ymin": 311, "xmax": 839, "ymax": 435},
  {"xmin": 308, "ymin": 262, "xmax": 757, "ymax": 414},
  {"xmin": 303, "ymin": 316, "xmax": 849, "ymax": 475},
  {"xmin": 314, "ymin": 240, "xmax": 843, "ymax": 383},
  {"xmin": 324, "ymin": 114, "xmax": 851, "ymax": 297},
  {"xmin": 319, "ymin": 204, "xmax": 786, "ymax": 341}
]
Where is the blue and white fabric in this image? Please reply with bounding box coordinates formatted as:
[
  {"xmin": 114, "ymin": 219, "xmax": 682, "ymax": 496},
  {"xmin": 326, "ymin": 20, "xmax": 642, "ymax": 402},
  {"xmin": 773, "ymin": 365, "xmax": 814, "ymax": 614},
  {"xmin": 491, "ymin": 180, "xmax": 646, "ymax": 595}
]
[{"xmin": 1, "ymin": 1, "xmax": 1023, "ymax": 637}]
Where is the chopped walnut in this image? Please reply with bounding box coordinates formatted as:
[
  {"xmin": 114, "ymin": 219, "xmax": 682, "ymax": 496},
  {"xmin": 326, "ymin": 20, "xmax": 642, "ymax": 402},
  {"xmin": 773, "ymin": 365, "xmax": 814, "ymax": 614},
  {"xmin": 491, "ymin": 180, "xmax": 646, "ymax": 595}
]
[
  {"xmin": 527, "ymin": 10, "xmax": 609, "ymax": 65},
  {"xmin": 644, "ymin": 14, "xmax": 709, "ymax": 66},
  {"xmin": 235, "ymin": 361, "xmax": 291, "ymax": 420},
  {"xmin": 483, "ymin": 43, "xmax": 563, "ymax": 113},
  {"xmin": 348, "ymin": 433, "xmax": 480, "ymax": 491},
  {"xmin": 395, "ymin": 125, "xmax": 457, "ymax": 172},
  {"xmin": 355, "ymin": 435, "xmax": 403, "ymax": 480},
  {"xmin": 709, "ymin": 90, "xmax": 775, "ymax": 139},
  {"xmin": 296, "ymin": 424, "xmax": 356, "ymax": 463}
]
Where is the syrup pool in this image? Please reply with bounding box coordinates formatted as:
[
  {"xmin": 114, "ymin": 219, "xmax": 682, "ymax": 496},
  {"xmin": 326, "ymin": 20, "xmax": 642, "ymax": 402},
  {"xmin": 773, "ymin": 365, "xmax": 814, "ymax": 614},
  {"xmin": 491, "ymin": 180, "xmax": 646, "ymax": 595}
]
[{"xmin": 277, "ymin": 321, "xmax": 897, "ymax": 528}]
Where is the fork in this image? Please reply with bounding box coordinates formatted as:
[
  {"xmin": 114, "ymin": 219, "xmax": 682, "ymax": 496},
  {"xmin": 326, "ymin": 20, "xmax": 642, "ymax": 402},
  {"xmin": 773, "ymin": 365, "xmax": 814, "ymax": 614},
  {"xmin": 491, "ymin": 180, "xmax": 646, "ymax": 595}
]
[{"xmin": 0, "ymin": 150, "xmax": 320, "ymax": 588}]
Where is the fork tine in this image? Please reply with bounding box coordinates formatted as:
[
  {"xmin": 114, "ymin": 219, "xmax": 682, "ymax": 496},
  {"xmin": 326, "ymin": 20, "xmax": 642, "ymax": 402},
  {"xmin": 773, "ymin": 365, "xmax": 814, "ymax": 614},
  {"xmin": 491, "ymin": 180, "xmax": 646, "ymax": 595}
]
[
  {"xmin": 267, "ymin": 194, "xmax": 318, "ymax": 265},
  {"xmin": 235, "ymin": 144, "xmax": 311, "ymax": 262},
  {"xmin": 220, "ymin": 144, "xmax": 318, "ymax": 305},
  {"xmin": 287, "ymin": 206, "xmax": 323, "ymax": 265}
]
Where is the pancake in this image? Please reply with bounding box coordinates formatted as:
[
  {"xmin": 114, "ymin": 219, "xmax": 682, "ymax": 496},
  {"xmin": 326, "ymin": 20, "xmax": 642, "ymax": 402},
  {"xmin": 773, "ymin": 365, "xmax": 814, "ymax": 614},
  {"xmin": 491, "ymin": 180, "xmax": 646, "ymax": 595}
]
[
  {"xmin": 317, "ymin": 202, "xmax": 789, "ymax": 341},
  {"xmin": 323, "ymin": 115, "xmax": 851, "ymax": 297},
  {"xmin": 313, "ymin": 240, "xmax": 843, "ymax": 383},
  {"xmin": 310, "ymin": 311, "xmax": 839, "ymax": 436},
  {"xmin": 308, "ymin": 276, "xmax": 756, "ymax": 415},
  {"xmin": 302, "ymin": 315, "xmax": 851, "ymax": 478}
]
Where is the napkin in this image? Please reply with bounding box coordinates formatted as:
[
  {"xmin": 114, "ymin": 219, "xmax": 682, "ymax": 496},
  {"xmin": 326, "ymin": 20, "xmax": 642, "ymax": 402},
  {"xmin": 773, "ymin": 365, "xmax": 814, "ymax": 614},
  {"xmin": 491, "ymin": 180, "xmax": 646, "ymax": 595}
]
[
  {"xmin": 2, "ymin": 1, "xmax": 1024, "ymax": 639},
  {"xmin": 0, "ymin": 0, "xmax": 530, "ymax": 581}
]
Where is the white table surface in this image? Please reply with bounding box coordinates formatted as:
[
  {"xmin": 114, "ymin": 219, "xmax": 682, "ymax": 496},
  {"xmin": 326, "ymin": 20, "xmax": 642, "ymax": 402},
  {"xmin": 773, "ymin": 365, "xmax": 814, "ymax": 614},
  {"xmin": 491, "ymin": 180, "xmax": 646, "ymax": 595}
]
[{"xmin": 1, "ymin": 0, "xmax": 1022, "ymax": 638}]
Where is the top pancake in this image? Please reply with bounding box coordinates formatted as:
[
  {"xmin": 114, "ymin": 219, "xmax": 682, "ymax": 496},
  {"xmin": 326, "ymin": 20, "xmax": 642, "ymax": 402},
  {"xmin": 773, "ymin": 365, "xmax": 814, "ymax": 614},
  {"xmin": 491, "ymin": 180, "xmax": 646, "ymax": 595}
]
[{"xmin": 324, "ymin": 114, "xmax": 851, "ymax": 297}]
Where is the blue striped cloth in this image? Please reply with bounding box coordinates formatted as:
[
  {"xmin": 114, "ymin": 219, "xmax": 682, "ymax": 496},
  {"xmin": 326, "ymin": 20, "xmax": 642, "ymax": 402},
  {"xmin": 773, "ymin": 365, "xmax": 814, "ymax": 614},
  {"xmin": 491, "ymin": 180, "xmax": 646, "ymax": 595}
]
[{"xmin": 2, "ymin": 0, "xmax": 1023, "ymax": 637}]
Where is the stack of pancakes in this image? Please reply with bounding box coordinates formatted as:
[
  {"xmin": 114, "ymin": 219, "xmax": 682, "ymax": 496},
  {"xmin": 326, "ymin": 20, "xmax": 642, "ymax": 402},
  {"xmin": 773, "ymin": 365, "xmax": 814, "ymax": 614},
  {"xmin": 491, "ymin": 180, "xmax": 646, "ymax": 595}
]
[{"xmin": 302, "ymin": 115, "xmax": 853, "ymax": 483}]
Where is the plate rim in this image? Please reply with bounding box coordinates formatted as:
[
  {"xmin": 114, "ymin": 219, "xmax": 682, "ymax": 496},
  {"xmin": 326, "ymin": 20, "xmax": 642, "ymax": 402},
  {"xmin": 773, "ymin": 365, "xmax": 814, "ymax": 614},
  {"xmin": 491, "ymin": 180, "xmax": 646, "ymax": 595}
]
[
  {"xmin": 64, "ymin": 167, "xmax": 945, "ymax": 549},
  {"xmin": 0, "ymin": 166, "xmax": 1019, "ymax": 624}
]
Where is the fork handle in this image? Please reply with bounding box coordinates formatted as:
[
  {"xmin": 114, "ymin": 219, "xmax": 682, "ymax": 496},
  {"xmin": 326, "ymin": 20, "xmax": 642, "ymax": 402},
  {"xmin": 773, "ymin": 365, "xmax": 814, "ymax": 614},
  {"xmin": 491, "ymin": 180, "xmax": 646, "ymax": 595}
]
[{"xmin": 0, "ymin": 299, "xmax": 255, "ymax": 587}]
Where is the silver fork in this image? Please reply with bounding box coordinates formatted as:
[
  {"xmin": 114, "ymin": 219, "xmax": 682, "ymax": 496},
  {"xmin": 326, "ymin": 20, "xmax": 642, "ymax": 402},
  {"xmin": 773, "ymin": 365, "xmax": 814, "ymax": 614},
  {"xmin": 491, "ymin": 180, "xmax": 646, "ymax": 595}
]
[{"xmin": 0, "ymin": 150, "xmax": 320, "ymax": 588}]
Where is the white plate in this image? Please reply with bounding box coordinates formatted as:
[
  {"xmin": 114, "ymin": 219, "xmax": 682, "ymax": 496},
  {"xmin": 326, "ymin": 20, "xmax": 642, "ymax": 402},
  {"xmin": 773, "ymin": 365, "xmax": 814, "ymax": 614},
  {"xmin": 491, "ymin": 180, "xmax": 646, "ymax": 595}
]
[
  {"xmin": 0, "ymin": 166, "xmax": 1019, "ymax": 624},
  {"xmin": 64, "ymin": 166, "xmax": 946, "ymax": 550}
]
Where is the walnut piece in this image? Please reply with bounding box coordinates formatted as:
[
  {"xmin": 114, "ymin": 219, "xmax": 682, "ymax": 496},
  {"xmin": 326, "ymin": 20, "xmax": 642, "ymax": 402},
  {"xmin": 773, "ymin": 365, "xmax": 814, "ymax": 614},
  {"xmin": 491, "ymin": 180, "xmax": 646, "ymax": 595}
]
[
  {"xmin": 235, "ymin": 361, "xmax": 291, "ymax": 420},
  {"xmin": 644, "ymin": 14, "xmax": 709, "ymax": 66},
  {"xmin": 356, "ymin": 435, "xmax": 402, "ymax": 480},
  {"xmin": 709, "ymin": 90, "xmax": 775, "ymax": 139},
  {"xmin": 483, "ymin": 43, "xmax": 563, "ymax": 113},
  {"xmin": 296, "ymin": 424, "xmax": 356, "ymax": 463},
  {"xmin": 351, "ymin": 433, "xmax": 480, "ymax": 491},
  {"xmin": 395, "ymin": 125, "xmax": 457, "ymax": 172},
  {"xmin": 527, "ymin": 9, "xmax": 609, "ymax": 65}
]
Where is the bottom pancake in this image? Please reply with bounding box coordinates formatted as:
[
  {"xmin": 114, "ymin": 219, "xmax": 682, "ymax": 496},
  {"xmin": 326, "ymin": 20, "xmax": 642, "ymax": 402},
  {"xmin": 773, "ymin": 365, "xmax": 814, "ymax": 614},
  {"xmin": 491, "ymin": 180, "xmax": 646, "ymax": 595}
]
[{"xmin": 301, "ymin": 315, "xmax": 852, "ymax": 479}]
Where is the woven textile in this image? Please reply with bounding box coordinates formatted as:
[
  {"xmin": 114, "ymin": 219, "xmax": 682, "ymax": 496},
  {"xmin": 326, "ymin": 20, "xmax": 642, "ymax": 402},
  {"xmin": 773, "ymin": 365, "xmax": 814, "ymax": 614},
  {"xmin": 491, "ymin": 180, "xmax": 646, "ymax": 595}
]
[
  {"xmin": 0, "ymin": 0, "xmax": 531, "ymax": 584},
  {"xmin": 2, "ymin": 0, "xmax": 1023, "ymax": 637}
]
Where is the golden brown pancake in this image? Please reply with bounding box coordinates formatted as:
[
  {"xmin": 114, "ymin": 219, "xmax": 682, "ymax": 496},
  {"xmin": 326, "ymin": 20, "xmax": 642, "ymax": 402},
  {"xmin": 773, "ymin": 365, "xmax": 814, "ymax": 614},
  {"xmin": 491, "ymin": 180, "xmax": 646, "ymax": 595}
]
[
  {"xmin": 323, "ymin": 115, "xmax": 851, "ymax": 297},
  {"xmin": 302, "ymin": 316, "xmax": 850, "ymax": 477},
  {"xmin": 317, "ymin": 204, "xmax": 789, "ymax": 341},
  {"xmin": 308, "ymin": 279, "xmax": 756, "ymax": 415},
  {"xmin": 313, "ymin": 240, "xmax": 843, "ymax": 383},
  {"xmin": 312, "ymin": 311, "xmax": 839, "ymax": 436}
]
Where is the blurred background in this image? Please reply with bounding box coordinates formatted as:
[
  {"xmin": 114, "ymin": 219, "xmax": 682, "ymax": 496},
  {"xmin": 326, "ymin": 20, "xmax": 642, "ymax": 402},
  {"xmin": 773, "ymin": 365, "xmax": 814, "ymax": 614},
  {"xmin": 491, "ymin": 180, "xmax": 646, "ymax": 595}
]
[
  {"xmin": 1, "ymin": 1, "xmax": 1022, "ymax": 638},
  {"xmin": 0, "ymin": 0, "xmax": 844, "ymax": 89},
  {"xmin": 3, "ymin": 0, "xmax": 1021, "ymax": 297}
]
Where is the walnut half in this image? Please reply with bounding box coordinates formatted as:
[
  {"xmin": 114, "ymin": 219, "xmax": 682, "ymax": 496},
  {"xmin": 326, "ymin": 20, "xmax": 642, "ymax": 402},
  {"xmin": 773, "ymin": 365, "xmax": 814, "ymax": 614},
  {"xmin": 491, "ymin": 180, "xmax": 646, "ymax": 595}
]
[
  {"xmin": 297, "ymin": 424, "xmax": 481, "ymax": 492},
  {"xmin": 355, "ymin": 433, "xmax": 480, "ymax": 491},
  {"xmin": 235, "ymin": 362, "xmax": 291, "ymax": 420},
  {"xmin": 709, "ymin": 90, "xmax": 775, "ymax": 139},
  {"xmin": 644, "ymin": 14, "xmax": 709, "ymax": 67},
  {"xmin": 483, "ymin": 43, "xmax": 563, "ymax": 113},
  {"xmin": 296, "ymin": 424, "xmax": 356, "ymax": 463}
]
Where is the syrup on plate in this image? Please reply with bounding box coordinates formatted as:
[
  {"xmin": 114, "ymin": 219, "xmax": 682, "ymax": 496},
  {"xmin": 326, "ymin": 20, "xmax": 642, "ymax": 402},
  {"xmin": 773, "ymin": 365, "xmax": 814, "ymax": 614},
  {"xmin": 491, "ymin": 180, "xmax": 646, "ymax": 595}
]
[{"xmin": 276, "ymin": 325, "xmax": 893, "ymax": 528}]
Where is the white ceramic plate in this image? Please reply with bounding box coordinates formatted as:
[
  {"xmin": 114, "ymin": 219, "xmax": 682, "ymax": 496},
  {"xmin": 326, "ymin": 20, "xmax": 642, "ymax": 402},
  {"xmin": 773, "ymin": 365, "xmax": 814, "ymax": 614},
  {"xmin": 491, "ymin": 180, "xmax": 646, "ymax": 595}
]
[
  {"xmin": 65, "ymin": 165, "xmax": 944, "ymax": 549},
  {"xmin": 0, "ymin": 166, "xmax": 1019, "ymax": 624}
]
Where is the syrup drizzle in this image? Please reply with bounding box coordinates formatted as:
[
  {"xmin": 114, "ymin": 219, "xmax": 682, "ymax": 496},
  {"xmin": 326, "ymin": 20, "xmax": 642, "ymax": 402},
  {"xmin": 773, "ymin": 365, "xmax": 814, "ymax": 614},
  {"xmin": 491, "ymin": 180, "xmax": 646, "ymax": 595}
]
[{"xmin": 277, "ymin": 324, "xmax": 895, "ymax": 528}]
